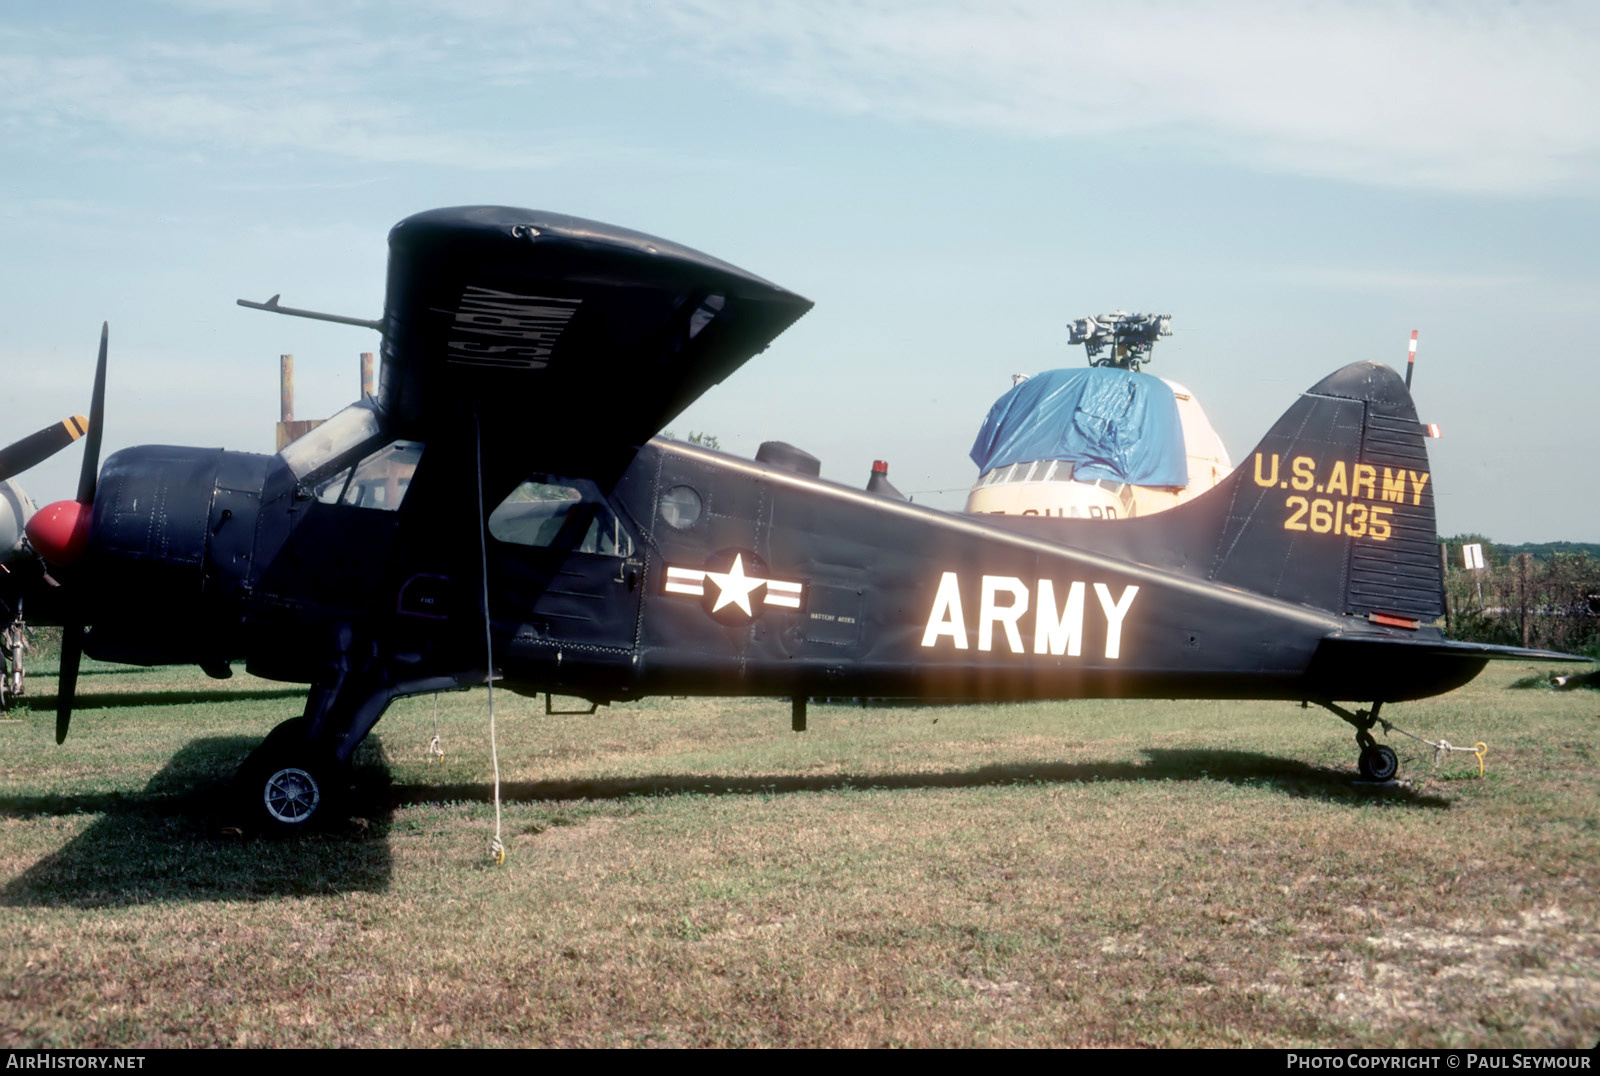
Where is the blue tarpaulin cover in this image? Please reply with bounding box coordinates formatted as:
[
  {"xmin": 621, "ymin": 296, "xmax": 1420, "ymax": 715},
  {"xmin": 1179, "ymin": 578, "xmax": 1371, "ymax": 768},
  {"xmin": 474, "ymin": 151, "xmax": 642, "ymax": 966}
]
[{"xmin": 969, "ymin": 367, "xmax": 1189, "ymax": 486}]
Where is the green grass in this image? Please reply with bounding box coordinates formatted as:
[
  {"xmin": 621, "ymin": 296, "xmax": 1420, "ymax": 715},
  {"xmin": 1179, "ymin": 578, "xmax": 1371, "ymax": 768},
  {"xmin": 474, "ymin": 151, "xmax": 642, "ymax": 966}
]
[{"xmin": 1, "ymin": 658, "xmax": 1596, "ymax": 1047}]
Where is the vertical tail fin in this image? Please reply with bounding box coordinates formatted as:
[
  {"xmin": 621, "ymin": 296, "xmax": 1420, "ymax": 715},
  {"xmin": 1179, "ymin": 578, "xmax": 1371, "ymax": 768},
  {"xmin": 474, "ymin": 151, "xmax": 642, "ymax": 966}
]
[{"xmin": 1208, "ymin": 361, "xmax": 1441, "ymax": 623}]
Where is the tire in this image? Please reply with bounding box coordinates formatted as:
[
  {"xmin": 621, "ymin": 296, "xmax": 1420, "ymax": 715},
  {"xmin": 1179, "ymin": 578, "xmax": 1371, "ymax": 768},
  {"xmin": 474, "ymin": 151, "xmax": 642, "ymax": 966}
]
[
  {"xmin": 237, "ymin": 719, "xmax": 344, "ymax": 834},
  {"xmin": 1358, "ymin": 744, "xmax": 1399, "ymax": 782},
  {"xmin": 258, "ymin": 763, "xmax": 325, "ymax": 827}
]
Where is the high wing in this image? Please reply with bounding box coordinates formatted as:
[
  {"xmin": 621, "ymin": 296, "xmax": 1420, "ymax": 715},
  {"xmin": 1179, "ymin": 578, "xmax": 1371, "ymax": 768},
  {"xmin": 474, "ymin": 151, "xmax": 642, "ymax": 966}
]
[{"xmin": 378, "ymin": 206, "xmax": 813, "ymax": 483}]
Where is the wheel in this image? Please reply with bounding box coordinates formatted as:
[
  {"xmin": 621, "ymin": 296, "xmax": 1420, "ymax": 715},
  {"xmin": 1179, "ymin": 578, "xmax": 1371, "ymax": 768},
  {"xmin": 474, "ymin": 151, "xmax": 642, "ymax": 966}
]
[
  {"xmin": 1358, "ymin": 744, "xmax": 1399, "ymax": 782},
  {"xmin": 260, "ymin": 764, "xmax": 324, "ymax": 826},
  {"xmin": 236, "ymin": 719, "xmax": 344, "ymax": 833}
]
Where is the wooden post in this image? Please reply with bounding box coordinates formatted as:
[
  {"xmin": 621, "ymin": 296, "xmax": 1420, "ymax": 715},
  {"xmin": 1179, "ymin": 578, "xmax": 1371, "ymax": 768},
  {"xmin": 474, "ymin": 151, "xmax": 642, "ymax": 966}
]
[
  {"xmin": 279, "ymin": 354, "xmax": 294, "ymax": 422},
  {"xmin": 275, "ymin": 354, "xmax": 322, "ymax": 451},
  {"xmin": 1438, "ymin": 541, "xmax": 1452, "ymax": 633},
  {"xmin": 1520, "ymin": 552, "xmax": 1532, "ymax": 648}
]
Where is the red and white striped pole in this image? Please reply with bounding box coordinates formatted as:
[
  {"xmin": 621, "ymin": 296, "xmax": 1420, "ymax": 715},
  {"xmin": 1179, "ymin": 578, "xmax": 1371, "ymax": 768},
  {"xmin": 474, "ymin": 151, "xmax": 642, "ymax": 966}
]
[{"xmin": 1404, "ymin": 329, "xmax": 1418, "ymax": 389}]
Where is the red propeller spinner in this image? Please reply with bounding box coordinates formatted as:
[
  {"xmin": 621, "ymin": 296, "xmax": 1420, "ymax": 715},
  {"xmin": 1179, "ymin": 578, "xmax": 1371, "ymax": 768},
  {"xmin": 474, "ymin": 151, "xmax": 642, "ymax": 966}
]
[{"xmin": 24, "ymin": 498, "xmax": 92, "ymax": 566}]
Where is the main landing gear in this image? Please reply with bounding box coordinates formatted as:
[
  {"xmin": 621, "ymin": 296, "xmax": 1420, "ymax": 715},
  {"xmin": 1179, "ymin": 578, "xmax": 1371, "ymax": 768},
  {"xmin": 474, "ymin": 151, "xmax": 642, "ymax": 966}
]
[
  {"xmin": 235, "ymin": 626, "xmax": 468, "ymax": 834},
  {"xmin": 236, "ymin": 717, "xmax": 343, "ymax": 834},
  {"xmin": 1315, "ymin": 700, "xmax": 1399, "ymax": 782}
]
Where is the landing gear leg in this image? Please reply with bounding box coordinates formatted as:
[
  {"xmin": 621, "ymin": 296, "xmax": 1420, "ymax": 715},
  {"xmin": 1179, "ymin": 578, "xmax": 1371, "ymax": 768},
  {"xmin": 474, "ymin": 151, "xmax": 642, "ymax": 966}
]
[
  {"xmin": 1315, "ymin": 700, "xmax": 1399, "ymax": 782},
  {"xmin": 0, "ymin": 608, "xmax": 28, "ymax": 709}
]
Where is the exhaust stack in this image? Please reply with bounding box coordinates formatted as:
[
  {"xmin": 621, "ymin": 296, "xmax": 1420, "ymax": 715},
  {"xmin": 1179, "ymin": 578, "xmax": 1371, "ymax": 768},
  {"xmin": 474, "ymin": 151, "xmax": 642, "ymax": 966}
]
[{"xmin": 866, "ymin": 460, "xmax": 907, "ymax": 501}]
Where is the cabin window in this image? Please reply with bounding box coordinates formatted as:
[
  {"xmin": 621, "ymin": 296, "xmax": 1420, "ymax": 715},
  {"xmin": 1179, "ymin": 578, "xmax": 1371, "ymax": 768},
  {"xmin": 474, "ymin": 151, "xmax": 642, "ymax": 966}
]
[
  {"xmin": 313, "ymin": 439, "xmax": 423, "ymax": 510},
  {"xmin": 489, "ymin": 479, "xmax": 635, "ymax": 557},
  {"xmin": 659, "ymin": 485, "xmax": 703, "ymax": 529}
]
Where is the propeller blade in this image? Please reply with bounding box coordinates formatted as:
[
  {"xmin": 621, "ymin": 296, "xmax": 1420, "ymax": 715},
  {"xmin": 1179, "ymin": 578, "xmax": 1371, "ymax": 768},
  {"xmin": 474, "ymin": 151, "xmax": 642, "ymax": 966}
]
[
  {"xmin": 0, "ymin": 415, "xmax": 90, "ymax": 484},
  {"xmin": 52, "ymin": 324, "xmax": 108, "ymax": 743},
  {"xmin": 76, "ymin": 323, "xmax": 108, "ymax": 506},
  {"xmin": 56, "ymin": 621, "xmax": 82, "ymax": 744}
]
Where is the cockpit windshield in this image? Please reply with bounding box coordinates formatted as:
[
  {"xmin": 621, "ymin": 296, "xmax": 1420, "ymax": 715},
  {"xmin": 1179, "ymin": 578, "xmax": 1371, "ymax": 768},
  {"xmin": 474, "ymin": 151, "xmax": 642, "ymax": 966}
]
[{"xmin": 278, "ymin": 402, "xmax": 382, "ymax": 479}]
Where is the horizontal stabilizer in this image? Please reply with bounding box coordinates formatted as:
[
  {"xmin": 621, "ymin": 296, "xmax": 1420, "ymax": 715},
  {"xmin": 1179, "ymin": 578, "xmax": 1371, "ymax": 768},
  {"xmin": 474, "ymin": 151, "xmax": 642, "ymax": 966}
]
[
  {"xmin": 1323, "ymin": 635, "xmax": 1589, "ymax": 664},
  {"xmin": 1303, "ymin": 632, "xmax": 1590, "ymax": 701}
]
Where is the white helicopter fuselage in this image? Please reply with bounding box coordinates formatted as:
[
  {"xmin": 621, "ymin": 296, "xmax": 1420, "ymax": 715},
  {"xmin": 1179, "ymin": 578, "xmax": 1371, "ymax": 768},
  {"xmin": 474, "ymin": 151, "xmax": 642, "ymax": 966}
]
[{"xmin": 964, "ymin": 378, "xmax": 1232, "ymax": 520}]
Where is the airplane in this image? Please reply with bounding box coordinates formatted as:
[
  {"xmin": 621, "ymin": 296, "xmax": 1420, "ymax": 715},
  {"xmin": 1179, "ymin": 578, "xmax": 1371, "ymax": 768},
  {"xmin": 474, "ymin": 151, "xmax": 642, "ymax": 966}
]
[{"xmin": 17, "ymin": 204, "xmax": 1585, "ymax": 834}]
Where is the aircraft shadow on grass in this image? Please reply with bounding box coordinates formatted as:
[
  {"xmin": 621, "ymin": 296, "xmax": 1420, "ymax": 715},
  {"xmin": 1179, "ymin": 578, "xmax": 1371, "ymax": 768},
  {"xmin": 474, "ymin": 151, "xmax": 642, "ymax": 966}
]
[
  {"xmin": 23, "ymin": 687, "xmax": 310, "ymax": 710},
  {"xmin": 391, "ymin": 747, "xmax": 1452, "ymax": 810},
  {"xmin": 0, "ymin": 740, "xmax": 1448, "ymax": 908},
  {"xmin": 0, "ymin": 736, "xmax": 393, "ymax": 909}
]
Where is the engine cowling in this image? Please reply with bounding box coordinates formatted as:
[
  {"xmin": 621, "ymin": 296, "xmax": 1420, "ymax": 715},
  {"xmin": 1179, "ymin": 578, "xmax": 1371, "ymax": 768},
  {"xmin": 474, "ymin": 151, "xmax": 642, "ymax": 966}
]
[{"xmin": 73, "ymin": 446, "xmax": 272, "ymax": 666}]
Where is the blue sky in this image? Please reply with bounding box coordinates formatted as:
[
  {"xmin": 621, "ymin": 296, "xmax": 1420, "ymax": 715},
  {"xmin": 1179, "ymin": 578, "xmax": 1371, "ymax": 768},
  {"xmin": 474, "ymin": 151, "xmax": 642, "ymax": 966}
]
[{"xmin": 1, "ymin": 1, "xmax": 1595, "ymax": 541}]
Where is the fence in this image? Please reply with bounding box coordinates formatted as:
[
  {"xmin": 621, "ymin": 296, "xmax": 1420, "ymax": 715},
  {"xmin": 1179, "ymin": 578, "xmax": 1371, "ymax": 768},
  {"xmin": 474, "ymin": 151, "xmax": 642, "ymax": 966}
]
[{"xmin": 1443, "ymin": 551, "xmax": 1600, "ymax": 656}]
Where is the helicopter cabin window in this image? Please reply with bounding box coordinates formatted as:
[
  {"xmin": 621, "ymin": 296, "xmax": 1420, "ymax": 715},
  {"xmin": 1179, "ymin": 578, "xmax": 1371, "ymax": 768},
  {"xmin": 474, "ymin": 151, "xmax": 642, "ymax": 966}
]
[
  {"xmin": 489, "ymin": 480, "xmax": 634, "ymax": 558},
  {"xmin": 976, "ymin": 460, "xmax": 1078, "ymax": 486},
  {"xmin": 313, "ymin": 440, "xmax": 423, "ymax": 510}
]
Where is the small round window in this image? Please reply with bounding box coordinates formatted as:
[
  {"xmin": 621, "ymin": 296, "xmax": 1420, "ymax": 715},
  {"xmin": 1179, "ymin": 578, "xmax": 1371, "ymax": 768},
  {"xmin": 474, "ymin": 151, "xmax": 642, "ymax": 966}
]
[{"xmin": 660, "ymin": 485, "xmax": 703, "ymax": 529}]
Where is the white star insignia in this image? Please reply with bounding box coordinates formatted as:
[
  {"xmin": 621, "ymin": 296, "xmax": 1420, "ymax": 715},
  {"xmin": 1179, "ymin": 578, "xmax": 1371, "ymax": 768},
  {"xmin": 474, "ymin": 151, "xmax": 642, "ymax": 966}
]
[{"xmin": 704, "ymin": 553, "xmax": 765, "ymax": 616}]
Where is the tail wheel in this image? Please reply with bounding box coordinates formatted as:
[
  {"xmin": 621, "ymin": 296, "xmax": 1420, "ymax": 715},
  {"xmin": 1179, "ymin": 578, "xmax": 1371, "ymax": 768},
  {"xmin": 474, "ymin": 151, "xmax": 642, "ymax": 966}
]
[{"xmin": 1358, "ymin": 744, "xmax": 1399, "ymax": 782}]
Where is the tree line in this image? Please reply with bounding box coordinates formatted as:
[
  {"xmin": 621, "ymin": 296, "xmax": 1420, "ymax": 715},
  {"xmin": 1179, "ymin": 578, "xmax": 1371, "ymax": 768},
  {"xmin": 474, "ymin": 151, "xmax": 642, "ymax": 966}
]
[{"xmin": 1439, "ymin": 535, "xmax": 1600, "ymax": 657}]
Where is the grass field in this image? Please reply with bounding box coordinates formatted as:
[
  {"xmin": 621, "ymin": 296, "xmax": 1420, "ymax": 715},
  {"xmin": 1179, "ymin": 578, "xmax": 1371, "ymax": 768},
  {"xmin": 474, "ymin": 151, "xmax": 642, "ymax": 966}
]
[{"xmin": 1, "ymin": 655, "xmax": 1596, "ymax": 1048}]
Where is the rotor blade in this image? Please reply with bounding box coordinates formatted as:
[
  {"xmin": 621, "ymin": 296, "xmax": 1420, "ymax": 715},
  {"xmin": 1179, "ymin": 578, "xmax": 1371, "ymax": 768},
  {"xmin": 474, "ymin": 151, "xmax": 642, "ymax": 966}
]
[
  {"xmin": 76, "ymin": 323, "xmax": 108, "ymax": 505},
  {"xmin": 0, "ymin": 415, "xmax": 90, "ymax": 484},
  {"xmin": 56, "ymin": 622, "xmax": 82, "ymax": 744}
]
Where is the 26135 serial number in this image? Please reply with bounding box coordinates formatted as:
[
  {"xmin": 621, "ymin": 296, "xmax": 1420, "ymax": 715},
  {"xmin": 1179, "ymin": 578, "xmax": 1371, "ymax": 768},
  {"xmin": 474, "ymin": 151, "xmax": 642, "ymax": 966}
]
[{"xmin": 1284, "ymin": 497, "xmax": 1394, "ymax": 540}]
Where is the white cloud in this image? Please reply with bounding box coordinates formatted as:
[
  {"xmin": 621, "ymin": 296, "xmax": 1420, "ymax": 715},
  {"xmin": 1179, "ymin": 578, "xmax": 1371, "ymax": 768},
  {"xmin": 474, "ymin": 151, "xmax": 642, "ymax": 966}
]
[
  {"xmin": 5, "ymin": 2, "xmax": 1598, "ymax": 194},
  {"xmin": 619, "ymin": 0, "xmax": 1600, "ymax": 195},
  {"xmin": 0, "ymin": 22, "xmax": 568, "ymax": 169},
  {"xmin": 424, "ymin": 0, "xmax": 1600, "ymax": 196}
]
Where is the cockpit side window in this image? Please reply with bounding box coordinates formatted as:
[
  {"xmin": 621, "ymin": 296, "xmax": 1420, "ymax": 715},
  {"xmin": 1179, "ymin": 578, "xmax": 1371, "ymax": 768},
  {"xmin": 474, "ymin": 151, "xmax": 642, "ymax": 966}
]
[
  {"xmin": 314, "ymin": 440, "xmax": 424, "ymax": 510},
  {"xmin": 489, "ymin": 479, "xmax": 634, "ymax": 558}
]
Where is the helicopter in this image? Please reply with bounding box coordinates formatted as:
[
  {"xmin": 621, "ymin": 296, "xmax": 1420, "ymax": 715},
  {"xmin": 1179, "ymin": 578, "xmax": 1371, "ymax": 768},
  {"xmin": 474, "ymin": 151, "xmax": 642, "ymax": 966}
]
[
  {"xmin": 19, "ymin": 205, "xmax": 1583, "ymax": 832},
  {"xmin": 965, "ymin": 312, "xmax": 1234, "ymax": 522}
]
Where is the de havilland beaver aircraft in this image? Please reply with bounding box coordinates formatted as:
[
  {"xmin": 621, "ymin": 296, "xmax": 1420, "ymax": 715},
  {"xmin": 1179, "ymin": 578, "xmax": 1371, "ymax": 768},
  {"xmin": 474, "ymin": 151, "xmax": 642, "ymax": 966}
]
[{"xmin": 18, "ymin": 205, "xmax": 1582, "ymax": 833}]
